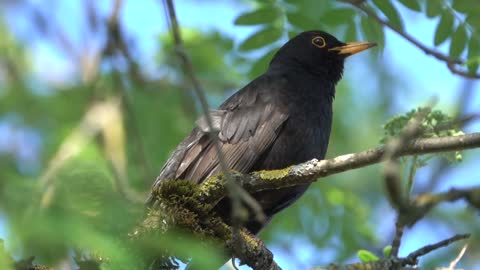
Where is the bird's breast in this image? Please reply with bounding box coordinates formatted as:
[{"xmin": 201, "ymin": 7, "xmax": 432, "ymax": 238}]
[{"xmin": 256, "ymin": 86, "xmax": 333, "ymax": 170}]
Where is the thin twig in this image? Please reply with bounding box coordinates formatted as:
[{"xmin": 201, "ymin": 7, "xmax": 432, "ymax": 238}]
[
  {"xmin": 391, "ymin": 220, "xmax": 405, "ymax": 258},
  {"xmin": 162, "ymin": 0, "xmax": 266, "ymax": 260},
  {"xmin": 339, "ymin": 0, "xmax": 480, "ymax": 79},
  {"xmin": 108, "ymin": 0, "xmax": 122, "ymax": 24},
  {"xmin": 104, "ymin": 0, "xmax": 153, "ymax": 185},
  {"xmin": 310, "ymin": 234, "xmax": 469, "ymax": 269},
  {"xmin": 404, "ymin": 186, "xmax": 480, "ymax": 225},
  {"xmin": 403, "ymin": 234, "xmax": 470, "ymax": 266},
  {"xmin": 99, "ymin": 0, "xmax": 147, "ymax": 202},
  {"xmin": 162, "ymin": 0, "xmax": 222, "ymax": 164}
]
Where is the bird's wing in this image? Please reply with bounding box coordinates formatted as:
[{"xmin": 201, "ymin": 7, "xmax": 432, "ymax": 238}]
[{"xmin": 146, "ymin": 75, "xmax": 289, "ymax": 205}]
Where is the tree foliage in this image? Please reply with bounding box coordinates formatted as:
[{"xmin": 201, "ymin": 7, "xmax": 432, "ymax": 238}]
[{"xmin": 0, "ymin": 0, "xmax": 479, "ymax": 269}]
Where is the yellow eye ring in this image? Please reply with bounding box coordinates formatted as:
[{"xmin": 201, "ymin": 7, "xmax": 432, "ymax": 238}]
[{"xmin": 312, "ymin": 36, "xmax": 326, "ymax": 48}]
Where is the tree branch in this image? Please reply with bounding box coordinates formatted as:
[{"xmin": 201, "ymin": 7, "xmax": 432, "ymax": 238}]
[
  {"xmin": 162, "ymin": 1, "xmax": 266, "ymax": 261},
  {"xmin": 311, "ymin": 233, "xmax": 470, "ymax": 270},
  {"xmin": 400, "ymin": 186, "xmax": 480, "ymax": 226},
  {"xmin": 142, "ymin": 132, "xmax": 480, "ymax": 269},
  {"xmin": 404, "ymin": 234, "xmax": 470, "ymax": 265},
  {"xmin": 188, "ymin": 132, "xmax": 480, "ymax": 209},
  {"xmin": 383, "ymin": 106, "xmax": 432, "ymax": 256},
  {"xmin": 339, "ymin": 0, "xmax": 480, "ymax": 79}
]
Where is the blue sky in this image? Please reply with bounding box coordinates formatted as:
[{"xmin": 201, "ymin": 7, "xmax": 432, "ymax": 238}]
[
  {"xmin": 7, "ymin": 0, "xmax": 477, "ymax": 111},
  {"xmin": 2, "ymin": 0, "xmax": 479, "ymax": 268}
]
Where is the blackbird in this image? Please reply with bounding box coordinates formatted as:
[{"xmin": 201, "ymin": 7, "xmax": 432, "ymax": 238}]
[{"xmin": 146, "ymin": 30, "xmax": 375, "ymax": 234}]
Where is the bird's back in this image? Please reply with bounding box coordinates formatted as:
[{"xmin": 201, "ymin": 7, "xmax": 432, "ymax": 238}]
[{"xmin": 147, "ymin": 69, "xmax": 334, "ymax": 233}]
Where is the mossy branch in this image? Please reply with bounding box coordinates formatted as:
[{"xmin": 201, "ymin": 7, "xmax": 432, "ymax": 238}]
[
  {"xmin": 186, "ymin": 132, "xmax": 480, "ymax": 210},
  {"xmin": 139, "ymin": 132, "xmax": 480, "ymax": 269}
]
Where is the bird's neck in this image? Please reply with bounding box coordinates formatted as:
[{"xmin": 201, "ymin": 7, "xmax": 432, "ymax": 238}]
[
  {"xmin": 267, "ymin": 64, "xmax": 338, "ymax": 99},
  {"xmin": 268, "ymin": 59, "xmax": 343, "ymax": 87}
]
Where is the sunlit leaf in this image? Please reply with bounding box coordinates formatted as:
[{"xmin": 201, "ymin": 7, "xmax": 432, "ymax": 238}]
[
  {"xmin": 397, "ymin": 0, "xmax": 421, "ymax": 12},
  {"xmin": 449, "ymin": 24, "xmax": 468, "ymax": 58},
  {"xmin": 234, "ymin": 7, "xmax": 281, "ymax": 26},
  {"xmin": 238, "ymin": 26, "xmax": 282, "ymax": 51},
  {"xmin": 381, "ymin": 107, "xmax": 464, "ymax": 162},
  {"xmin": 434, "ymin": 11, "xmax": 454, "ymax": 46},
  {"xmin": 372, "ymin": 0, "xmax": 404, "ymax": 30},
  {"xmin": 357, "ymin": 249, "xmax": 379, "ymax": 262},
  {"xmin": 0, "ymin": 243, "xmax": 13, "ymax": 270},
  {"xmin": 383, "ymin": 245, "xmax": 392, "ymax": 258}
]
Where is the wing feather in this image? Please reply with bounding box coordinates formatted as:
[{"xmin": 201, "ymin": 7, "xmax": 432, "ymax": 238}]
[{"xmin": 146, "ymin": 74, "xmax": 289, "ymax": 206}]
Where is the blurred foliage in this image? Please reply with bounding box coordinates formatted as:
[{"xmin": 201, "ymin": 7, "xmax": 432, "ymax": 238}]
[
  {"xmin": 0, "ymin": 0, "xmax": 479, "ymax": 269},
  {"xmin": 382, "ymin": 107, "xmax": 465, "ymax": 141},
  {"xmin": 382, "ymin": 107, "xmax": 464, "ymax": 166}
]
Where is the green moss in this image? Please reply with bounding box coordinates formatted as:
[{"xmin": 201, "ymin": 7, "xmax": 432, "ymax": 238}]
[
  {"xmin": 156, "ymin": 180, "xmax": 198, "ymax": 201},
  {"xmin": 147, "ymin": 179, "xmax": 220, "ymax": 236},
  {"xmin": 256, "ymin": 166, "xmax": 293, "ymax": 180},
  {"xmin": 240, "ymin": 230, "xmax": 259, "ymax": 249},
  {"xmin": 198, "ymin": 174, "xmax": 226, "ymax": 197}
]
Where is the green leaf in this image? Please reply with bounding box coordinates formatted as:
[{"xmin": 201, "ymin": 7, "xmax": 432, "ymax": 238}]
[
  {"xmin": 360, "ymin": 16, "xmax": 374, "ymax": 42},
  {"xmin": 449, "ymin": 24, "xmax": 468, "ymax": 58},
  {"xmin": 381, "ymin": 106, "xmax": 465, "ymax": 166},
  {"xmin": 467, "ymin": 38, "xmax": 480, "ymax": 73},
  {"xmin": 397, "ymin": 0, "xmax": 421, "ymax": 12},
  {"xmin": 455, "ymin": 151, "xmax": 463, "ymax": 162},
  {"xmin": 360, "ymin": 16, "xmax": 377, "ymax": 42},
  {"xmin": 286, "ymin": 11, "xmax": 319, "ymax": 30},
  {"xmin": 452, "ymin": 0, "xmax": 471, "ymax": 13},
  {"xmin": 372, "ymin": 0, "xmax": 404, "ymax": 30},
  {"xmin": 466, "ymin": 14, "xmax": 480, "ymax": 28},
  {"xmin": 238, "ymin": 26, "xmax": 282, "ymax": 51},
  {"xmin": 434, "ymin": 11, "xmax": 454, "ymax": 46},
  {"xmin": 345, "ymin": 21, "xmax": 358, "ymax": 42},
  {"xmin": 234, "ymin": 7, "xmax": 280, "ymax": 26},
  {"xmin": 459, "ymin": 4, "xmax": 480, "ymax": 15},
  {"xmin": 383, "ymin": 245, "xmax": 392, "ymax": 258},
  {"xmin": 357, "ymin": 250, "xmax": 379, "ymax": 262},
  {"xmin": 287, "ymin": 31, "xmax": 298, "ymax": 39},
  {"xmin": 360, "ymin": 16, "xmax": 384, "ymax": 48},
  {"xmin": 426, "ymin": 0, "xmax": 443, "ymax": 18},
  {"xmin": 321, "ymin": 8, "xmax": 356, "ymax": 26},
  {"xmin": 372, "ymin": 18, "xmax": 385, "ymax": 49}
]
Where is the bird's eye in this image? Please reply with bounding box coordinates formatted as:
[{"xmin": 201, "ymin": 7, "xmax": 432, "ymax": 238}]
[{"xmin": 311, "ymin": 36, "xmax": 326, "ymax": 48}]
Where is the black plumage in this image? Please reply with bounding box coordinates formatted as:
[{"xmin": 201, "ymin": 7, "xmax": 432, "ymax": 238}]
[{"xmin": 146, "ymin": 30, "xmax": 375, "ymax": 233}]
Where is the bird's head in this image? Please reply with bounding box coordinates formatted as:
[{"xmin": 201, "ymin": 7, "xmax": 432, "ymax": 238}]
[{"xmin": 269, "ymin": 30, "xmax": 376, "ymax": 84}]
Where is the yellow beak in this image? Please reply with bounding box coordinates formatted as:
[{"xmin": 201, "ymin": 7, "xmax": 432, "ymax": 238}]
[{"xmin": 329, "ymin": 41, "xmax": 377, "ymax": 56}]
